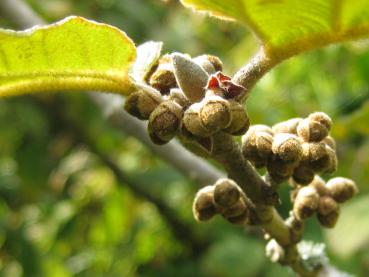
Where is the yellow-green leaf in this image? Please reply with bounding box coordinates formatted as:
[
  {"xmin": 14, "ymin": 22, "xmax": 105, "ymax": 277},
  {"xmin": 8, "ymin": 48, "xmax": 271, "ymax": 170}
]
[
  {"xmin": 180, "ymin": 0, "xmax": 369, "ymax": 60},
  {"xmin": 0, "ymin": 16, "xmax": 136, "ymax": 97}
]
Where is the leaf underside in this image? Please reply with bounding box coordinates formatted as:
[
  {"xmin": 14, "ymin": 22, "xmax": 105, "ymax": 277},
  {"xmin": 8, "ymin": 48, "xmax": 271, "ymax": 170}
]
[
  {"xmin": 0, "ymin": 16, "xmax": 136, "ymax": 97},
  {"xmin": 181, "ymin": 0, "xmax": 369, "ymax": 60}
]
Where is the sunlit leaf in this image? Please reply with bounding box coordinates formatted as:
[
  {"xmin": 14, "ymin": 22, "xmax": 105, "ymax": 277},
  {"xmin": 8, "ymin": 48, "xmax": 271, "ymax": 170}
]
[
  {"xmin": 180, "ymin": 0, "xmax": 369, "ymax": 60},
  {"xmin": 0, "ymin": 16, "xmax": 136, "ymax": 97}
]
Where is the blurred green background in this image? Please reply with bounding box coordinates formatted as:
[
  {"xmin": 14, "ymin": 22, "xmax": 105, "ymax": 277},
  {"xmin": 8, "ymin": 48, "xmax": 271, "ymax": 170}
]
[{"xmin": 0, "ymin": 0, "xmax": 369, "ymax": 276}]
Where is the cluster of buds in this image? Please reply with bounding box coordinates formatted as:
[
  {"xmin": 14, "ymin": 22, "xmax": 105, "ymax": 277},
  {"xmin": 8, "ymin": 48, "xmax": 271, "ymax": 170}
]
[
  {"xmin": 241, "ymin": 113, "xmax": 337, "ymax": 184},
  {"xmin": 192, "ymin": 178, "xmax": 252, "ymax": 225},
  {"xmin": 292, "ymin": 176, "xmax": 357, "ymax": 228},
  {"xmin": 124, "ymin": 52, "xmax": 250, "ymax": 149}
]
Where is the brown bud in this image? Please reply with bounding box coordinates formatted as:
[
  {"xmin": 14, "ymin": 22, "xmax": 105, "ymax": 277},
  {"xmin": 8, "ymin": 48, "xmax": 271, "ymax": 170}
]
[
  {"xmin": 323, "ymin": 146, "xmax": 338, "ymax": 174},
  {"xmin": 199, "ymin": 95, "xmax": 232, "ymax": 132},
  {"xmin": 192, "ymin": 55, "xmax": 217, "ymax": 74},
  {"xmin": 169, "ymin": 88, "xmax": 191, "ymax": 108},
  {"xmin": 223, "ymin": 100, "xmax": 250, "ymax": 136},
  {"xmin": 267, "ymin": 156, "xmax": 296, "ymax": 183},
  {"xmin": 148, "ymin": 101, "xmax": 182, "ymax": 144},
  {"xmin": 149, "ymin": 54, "xmax": 177, "ymax": 94},
  {"xmin": 272, "ymin": 133, "xmax": 303, "ymax": 163},
  {"xmin": 293, "ymin": 186, "xmax": 320, "ymax": 220},
  {"xmin": 250, "ymin": 124, "xmax": 274, "ymax": 136},
  {"xmin": 193, "ymin": 186, "xmax": 217, "ymax": 222},
  {"xmin": 317, "ymin": 196, "xmax": 340, "ymax": 228},
  {"xmin": 292, "ymin": 164, "xmax": 315, "ymax": 185},
  {"xmin": 323, "ymin": 136, "xmax": 336, "ymax": 150},
  {"xmin": 242, "ymin": 129, "xmax": 272, "ymax": 168},
  {"xmin": 183, "ymin": 103, "xmax": 213, "ymax": 138},
  {"xmin": 297, "ymin": 118, "xmax": 329, "ymax": 142},
  {"xmin": 124, "ymin": 88, "xmax": 162, "ymax": 120},
  {"xmin": 272, "ymin": 118, "xmax": 302, "ymax": 135},
  {"xmin": 326, "ymin": 177, "xmax": 358, "ymax": 203},
  {"xmin": 213, "ymin": 178, "xmax": 241, "ymax": 208},
  {"xmin": 226, "ymin": 209, "xmax": 249, "ymax": 225},
  {"xmin": 255, "ymin": 132, "xmax": 274, "ymax": 160},
  {"xmin": 308, "ymin": 176, "xmax": 328, "ymax": 196},
  {"xmin": 308, "ymin": 112, "xmax": 332, "ymax": 131},
  {"xmin": 220, "ymin": 198, "xmax": 248, "ymax": 224}
]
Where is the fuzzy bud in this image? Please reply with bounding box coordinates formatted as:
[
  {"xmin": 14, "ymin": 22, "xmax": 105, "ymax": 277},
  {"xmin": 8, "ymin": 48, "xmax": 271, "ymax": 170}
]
[
  {"xmin": 124, "ymin": 88, "xmax": 162, "ymax": 120},
  {"xmin": 172, "ymin": 53, "xmax": 208, "ymax": 102},
  {"xmin": 250, "ymin": 124, "xmax": 274, "ymax": 136},
  {"xmin": 267, "ymin": 156, "xmax": 296, "ymax": 183},
  {"xmin": 323, "ymin": 146, "xmax": 338, "ymax": 174},
  {"xmin": 206, "ymin": 55, "xmax": 223, "ymax": 72},
  {"xmin": 149, "ymin": 54, "xmax": 177, "ymax": 94},
  {"xmin": 317, "ymin": 196, "xmax": 340, "ymax": 228},
  {"xmin": 220, "ymin": 198, "xmax": 249, "ymax": 225},
  {"xmin": 325, "ymin": 177, "xmax": 358, "ymax": 203},
  {"xmin": 308, "ymin": 176, "xmax": 328, "ymax": 196},
  {"xmin": 213, "ymin": 178, "xmax": 241, "ymax": 208},
  {"xmin": 183, "ymin": 103, "xmax": 213, "ymax": 138},
  {"xmin": 308, "ymin": 112, "xmax": 332, "ymax": 131},
  {"xmin": 199, "ymin": 95, "xmax": 232, "ymax": 132},
  {"xmin": 242, "ymin": 129, "xmax": 273, "ymax": 168},
  {"xmin": 169, "ymin": 88, "xmax": 191, "ymax": 108},
  {"xmin": 272, "ymin": 133, "xmax": 303, "ymax": 163},
  {"xmin": 148, "ymin": 101, "xmax": 182, "ymax": 144},
  {"xmin": 193, "ymin": 186, "xmax": 216, "ymax": 222},
  {"xmin": 292, "ymin": 164, "xmax": 315, "ymax": 185},
  {"xmin": 192, "ymin": 54, "xmax": 223, "ymax": 75},
  {"xmin": 293, "ymin": 186, "xmax": 320, "ymax": 220},
  {"xmin": 323, "ymin": 136, "xmax": 336, "ymax": 150},
  {"xmin": 272, "ymin": 118, "xmax": 302, "ymax": 135},
  {"xmin": 223, "ymin": 100, "xmax": 250, "ymax": 136},
  {"xmin": 297, "ymin": 118, "xmax": 329, "ymax": 142}
]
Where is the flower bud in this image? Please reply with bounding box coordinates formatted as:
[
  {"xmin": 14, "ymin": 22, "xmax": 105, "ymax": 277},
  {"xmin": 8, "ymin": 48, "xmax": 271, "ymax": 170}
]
[
  {"xmin": 272, "ymin": 118, "xmax": 302, "ymax": 135},
  {"xmin": 192, "ymin": 54, "xmax": 220, "ymax": 74},
  {"xmin": 220, "ymin": 198, "xmax": 249, "ymax": 225},
  {"xmin": 297, "ymin": 118, "xmax": 329, "ymax": 142},
  {"xmin": 213, "ymin": 178, "xmax": 241, "ymax": 208},
  {"xmin": 250, "ymin": 124, "xmax": 274, "ymax": 136},
  {"xmin": 193, "ymin": 186, "xmax": 216, "ymax": 222},
  {"xmin": 292, "ymin": 164, "xmax": 315, "ymax": 185},
  {"xmin": 169, "ymin": 88, "xmax": 191, "ymax": 108},
  {"xmin": 325, "ymin": 177, "xmax": 358, "ymax": 203},
  {"xmin": 172, "ymin": 53, "xmax": 208, "ymax": 102},
  {"xmin": 183, "ymin": 103, "xmax": 213, "ymax": 138},
  {"xmin": 267, "ymin": 156, "xmax": 296, "ymax": 183},
  {"xmin": 323, "ymin": 146, "xmax": 338, "ymax": 174},
  {"xmin": 148, "ymin": 100, "xmax": 182, "ymax": 144},
  {"xmin": 226, "ymin": 209, "xmax": 249, "ymax": 225},
  {"xmin": 149, "ymin": 54, "xmax": 177, "ymax": 94},
  {"xmin": 323, "ymin": 136, "xmax": 336, "ymax": 150},
  {"xmin": 199, "ymin": 95, "xmax": 232, "ymax": 132},
  {"xmin": 293, "ymin": 186, "xmax": 320, "ymax": 220},
  {"xmin": 256, "ymin": 132, "xmax": 274, "ymax": 159},
  {"xmin": 223, "ymin": 100, "xmax": 250, "ymax": 136},
  {"xmin": 206, "ymin": 55, "xmax": 223, "ymax": 72},
  {"xmin": 272, "ymin": 133, "xmax": 303, "ymax": 163},
  {"xmin": 308, "ymin": 176, "xmax": 328, "ymax": 196},
  {"xmin": 317, "ymin": 196, "xmax": 340, "ymax": 228},
  {"xmin": 242, "ymin": 129, "xmax": 272, "ymax": 168},
  {"xmin": 308, "ymin": 112, "xmax": 332, "ymax": 131},
  {"xmin": 124, "ymin": 88, "xmax": 162, "ymax": 120}
]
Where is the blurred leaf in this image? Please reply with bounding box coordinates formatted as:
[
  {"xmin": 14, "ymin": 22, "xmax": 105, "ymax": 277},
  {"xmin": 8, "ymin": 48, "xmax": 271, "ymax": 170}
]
[
  {"xmin": 0, "ymin": 16, "xmax": 136, "ymax": 97},
  {"xmin": 338, "ymin": 101, "xmax": 369, "ymax": 136},
  {"xmin": 180, "ymin": 0, "xmax": 369, "ymax": 60},
  {"xmin": 325, "ymin": 195, "xmax": 369, "ymax": 258}
]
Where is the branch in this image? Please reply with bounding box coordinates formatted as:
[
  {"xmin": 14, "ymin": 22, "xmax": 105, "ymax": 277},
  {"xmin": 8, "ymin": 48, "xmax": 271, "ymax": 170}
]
[{"xmin": 0, "ymin": 0, "xmax": 225, "ymax": 188}]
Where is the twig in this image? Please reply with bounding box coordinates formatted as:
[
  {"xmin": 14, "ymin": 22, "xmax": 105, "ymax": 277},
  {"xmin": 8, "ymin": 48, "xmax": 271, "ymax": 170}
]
[{"xmin": 0, "ymin": 0, "xmax": 225, "ymax": 188}]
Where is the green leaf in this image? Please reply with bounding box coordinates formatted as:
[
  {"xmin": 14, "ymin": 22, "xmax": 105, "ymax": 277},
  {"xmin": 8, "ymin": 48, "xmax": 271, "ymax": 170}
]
[
  {"xmin": 325, "ymin": 195, "xmax": 369, "ymax": 258},
  {"xmin": 180, "ymin": 1, "xmax": 369, "ymax": 60},
  {"xmin": 0, "ymin": 16, "xmax": 136, "ymax": 97}
]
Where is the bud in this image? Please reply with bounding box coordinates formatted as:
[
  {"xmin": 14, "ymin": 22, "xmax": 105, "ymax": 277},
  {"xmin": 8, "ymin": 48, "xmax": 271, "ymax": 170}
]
[
  {"xmin": 323, "ymin": 146, "xmax": 338, "ymax": 174},
  {"xmin": 124, "ymin": 88, "xmax": 162, "ymax": 120},
  {"xmin": 292, "ymin": 164, "xmax": 315, "ymax": 185},
  {"xmin": 213, "ymin": 178, "xmax": 241, "ymax": 208},
  {"xmin": 199, "ymin": 95, "xmax": 232, "ymax": 132},
  {"xmin": 149, "ymin": 54, "xmax": 177, "ymax": 94},
  {"xmin": 293, "ymin": 186, "xmax": 320, "ymax": 220},
  {"xmin": 148, "ymin": 100, "xmax": 182, "ymax": 144},
  {"xmin": 223, "ymin": 100, "xmax": 250, "ymax": 136},
  {"xmin": 255, "ymin": 132, "xmax": 274, "ymax": 160},
  {"xmin": 308, "ymin": 176, "xmax": 328, "ymax": 196},
  {"xmin": 317, "ymin": 196, "xmax": 340, "ymax": 228},
  {"xmin": 250, "ymin": 124, "xmax": 274, "ymax": 136},
  {"xmin": 272, "ymin": 118, "xmax": 302, "ymax": 135},
  {"xmin": 192, "ymin": 54, "xmax": 222, "ymax": 74},
  {"xmin": 226, "ymin": 209, "xmax": 249, "ymax": 225},
  {"xmin": 308, "ymin": 112, "xmax": 332, "ymax": 131},
  {"xmin": 272, "ymin": 133, "xmax": 303, "ymax": 163},
  {"xmin": 242, "ymin": 129, "xmax": 272, "ymax": 168},
  {"xmin": 206, "ymin": 55, "xmax": 223, "ymax": 72},
  {"xmin": 183, "ymin": 103, "xmax": 213, "ymax": 138},
  {"xmin": 220, "ymin": 198, "xmax": 249, "ymax": 225},
  {"xmin": 193, "ymin": 186, "xmax": 216, "ymax": 222},
  {"xmin": 267, "ymin": 156, "xmax": 296, "ymax": 183},
  {"xmin": 323, "ymin": 136, "xmax": 336, "ymax": 150},
  {"xmin": 325, "ymin": 177, "xmax": 358, "ymax": 203},
  {"xmin": 297, "ymin": 118, "xmax": 329, "ymax": 142},
  {"xmin": 169, "ymin": 88, "xmax": 191, "ymax": 108},
  {"xmin": 303, "ymin": 143, "xmax": 330, "ymax": 172},
  {"xmin": 172, "ymin": 53, "xmax": 208, "ymax": 102}
]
